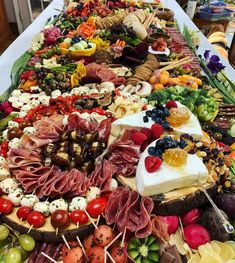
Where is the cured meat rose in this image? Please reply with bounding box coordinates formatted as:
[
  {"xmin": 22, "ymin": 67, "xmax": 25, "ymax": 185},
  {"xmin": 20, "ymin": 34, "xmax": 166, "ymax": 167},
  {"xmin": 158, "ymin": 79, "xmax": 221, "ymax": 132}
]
[
  {"xmin": 108, "ymin": 139, "xmax": 140, "ymax": 177},
  {"xmin": 21, "ymin": 115, "xmax": 63, "ymax": 149},
  {"xmin": 105, "ymin": 187, "xmax": 154, "ymax": 238},
  {"xmin": 86, "ymin": 63, "xmax": 126, "ymax": 86}
]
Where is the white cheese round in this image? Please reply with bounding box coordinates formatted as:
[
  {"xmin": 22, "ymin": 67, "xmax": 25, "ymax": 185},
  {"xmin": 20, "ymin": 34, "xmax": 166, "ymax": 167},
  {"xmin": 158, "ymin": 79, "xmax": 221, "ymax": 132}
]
[
  {"xmin": 19, "ymin": 93, "xmax": 31, "ymax": 104},
  {"xmin": 11, "ymin": 90, "xmax": 22, "ymax": 97},
  {"xmin": 34, "ymin": 201, "xmax": 50, "ymax": 217},
  {"xmin": 9, "ymin": 138, "xmax": 21, "ymax": 149},
  {"xmin": 49, "ymin": 199, "xmax": 68, "ymax": 214},
  {"xmin": 21, "ymin": 104, "xmax": 32, "ymax": 112},
  {"xmin": 0, "ymin": 178, "xmax": 18, "ymax": 193},
  {"xmin": 86, "ymin": 187, "xmax": 101, "ymax": 203},
  {"xmin": 40, "ymin": 96, "xmax": 50, "ymax": 106},
  {"xmin": 51, "ymin": 89, "xmax": 62, "ymax": 98},
  {"xmin": 8, "ymin": 188, "xmax": 24, "ymax": 206},
  {"xmin": 8, "ymin": 121, "xmax": 19, "ymax": 129},
  {"xmin": 29, "ymin": 99, "xmax": 40, "ymax": 108},
  {"xmin": 8, "ymin": 97, "xmax": 19, "ymax": 104},
  {"xmin": 20, "ymin": 194, "xmax": 39, "ymax": 208},
  {"xmin": 69, "ymin": 197, "xmax": 87, "ymax": 212},
  {"xmin": 23, "ymin": 127, "xmax": 36, "ymax": 135}
]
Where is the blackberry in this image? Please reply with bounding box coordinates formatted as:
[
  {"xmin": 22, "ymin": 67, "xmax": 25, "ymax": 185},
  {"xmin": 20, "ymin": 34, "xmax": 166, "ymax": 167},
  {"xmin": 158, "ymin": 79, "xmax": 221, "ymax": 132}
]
[{"xmin": 143, "ymin": 116, "xmax": 149, "ymax": 123}]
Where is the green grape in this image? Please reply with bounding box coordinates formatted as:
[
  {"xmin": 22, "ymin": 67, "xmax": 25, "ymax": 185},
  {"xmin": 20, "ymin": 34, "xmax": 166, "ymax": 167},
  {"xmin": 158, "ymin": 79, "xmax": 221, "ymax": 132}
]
[
  {"xmin": 19, "ymin": 234, "xmax": 35, "ymax": 252},
  {"xmin": 18, "ymin": 247, "xmax": 29, "ymax": 260},
  {"xmin": 5, "ymin": 248, "xmax": 21, "ymax": 263},
  {"xmin": 0, "ymin": 225, "xmax": 9, "ymax": 241}
]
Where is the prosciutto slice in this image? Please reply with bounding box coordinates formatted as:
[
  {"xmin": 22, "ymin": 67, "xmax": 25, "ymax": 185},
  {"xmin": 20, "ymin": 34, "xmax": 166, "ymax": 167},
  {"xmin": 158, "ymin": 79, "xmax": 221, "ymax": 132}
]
[
  {"xmin": 21, "ymin": 115, "xmax": 63, "ymax": 149},
  {"xmin": 105, "ymin": 187, "xmax": 154, "ymax": 238},
  {"xmin": 86, "ymin": 63, "xmax": 126, "ymax": 86}
]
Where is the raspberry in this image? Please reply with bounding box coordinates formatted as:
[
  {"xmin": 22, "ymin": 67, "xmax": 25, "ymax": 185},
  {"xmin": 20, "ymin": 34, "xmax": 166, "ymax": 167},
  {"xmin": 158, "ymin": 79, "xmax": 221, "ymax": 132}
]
[
  {"xmin": 140, "ymin": 128, "xmax": 152, "ymax": 140},
  {"xmin": 131, "ymin": 132, "xmax": 147, "ymax": 145},
  {"xmin": 166, "ymin": 100, "xmax": 178, "ymax": 109},
  {"xmin": 151, "ymin": 124, "xmax": 164, "ymax": 139},
  {"xmin": 145, "ymin": 156, "xmax": 162, "ymax": 173}
]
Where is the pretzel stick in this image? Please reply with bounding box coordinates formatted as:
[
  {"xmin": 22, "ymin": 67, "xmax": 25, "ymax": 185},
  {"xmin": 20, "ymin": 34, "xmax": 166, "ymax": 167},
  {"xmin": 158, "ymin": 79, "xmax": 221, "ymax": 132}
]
[
  {"xmin": 145, "ymin": 12, "xmax": 156, "ymax": 29},
  {"xmin": 143, "ymin": 14, "xmax": 152, "ymax": 28},
  {"xmin": 159, "ymin": 58, "xmax": 193, "ymax": 72}
]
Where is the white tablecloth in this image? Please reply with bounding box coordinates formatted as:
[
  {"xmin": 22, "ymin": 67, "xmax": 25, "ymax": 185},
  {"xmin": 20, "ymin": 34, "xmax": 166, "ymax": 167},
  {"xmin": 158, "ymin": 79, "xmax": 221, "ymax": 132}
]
[{"xmin": 0, "ymin": 0, "xmax": 234, "ymax": 94}]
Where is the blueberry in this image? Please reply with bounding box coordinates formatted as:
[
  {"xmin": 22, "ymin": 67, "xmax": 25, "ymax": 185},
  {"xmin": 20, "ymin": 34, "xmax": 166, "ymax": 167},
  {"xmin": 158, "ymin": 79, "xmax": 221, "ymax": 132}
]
[
  {"xmin": 146, "ymin": 110, "xmax": 152, "ymax": 117},
  {"xmin": 155, "ymin": 139, "xmax": 164, "ymax": 148},
  {"xmin": 162, "ymin": 121, "xmax": 170, "ymax": 130},
  {"xmin": 143, "ymin": 116, "xmax": 149, "ymax": 123},
  {"xmin": 163, "ymin": 108, "xmax": 170, "ymax": 117},
  {"xmin": 171, "ymin": 140, "xmax": 179, "ymax": 148},
  {"xmin": 179, "ymin": 139, "xmax": 187, "ymax": 149},
  {"xmin": 163, "ymin": 136, "xmax": 173, "ymax": 142},
  {"xmin": 155, "ymin": 104, "xmax": 165, "ymax": 111},
  {"xmin": 154, "ymin": 118, "xmax": 163, "ymax": 124},
  {"xmin": 155, "ymin": 149, "xmax": 163, "ymax": 157},
  {"xmin": 148, "ymin": 146, "xmax": 156, "ymax": 156}
]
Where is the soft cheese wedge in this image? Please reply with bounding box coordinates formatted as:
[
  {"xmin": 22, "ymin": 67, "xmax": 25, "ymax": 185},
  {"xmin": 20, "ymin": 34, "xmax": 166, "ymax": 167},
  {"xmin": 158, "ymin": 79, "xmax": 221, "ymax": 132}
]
[
  {"xmin": 112, "ymin": 102, "xmax": 203, "ymax": 139},
  {"xmin": 136, "ymin": 140, "xmax": 209, "ymax": 196}
]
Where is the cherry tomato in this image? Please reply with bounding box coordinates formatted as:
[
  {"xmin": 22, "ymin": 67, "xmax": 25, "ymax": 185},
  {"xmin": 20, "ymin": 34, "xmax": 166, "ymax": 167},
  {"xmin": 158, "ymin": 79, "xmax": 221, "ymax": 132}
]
[
  {"xmin": 86, "ymin": 197, "xmax": 107, "ymax": 218},
  {"xmin": 101, "ymin": 191, "xmax": 111, "ymax": 201},
  {"xmin": 16, "ymin": 206, "xmax": 32, "ymax": 220},
  {"xmin": 70, "ymin": 210, "xmax": 89, "ymax": 225},
  {"xmin": 0, "ymin": 141, "xmax": 9, "ymax": 158},
  {"xmin": 13, "ymin": 117, "xmax": 23, "ymax": 123},
  {"xmin": 0, "ymin": 198, "xmax": 13, "ymax": 215},
  {"xmin": 27, "ymin": 211, "xmax": 45, "ymax": 228},
  {"xmin": 51, "ymin": 210, "xmax": 70, "ymax": 229},
  {"xmin": 92, "ymin": 108, "xmax": 106, "ymax": 115}
]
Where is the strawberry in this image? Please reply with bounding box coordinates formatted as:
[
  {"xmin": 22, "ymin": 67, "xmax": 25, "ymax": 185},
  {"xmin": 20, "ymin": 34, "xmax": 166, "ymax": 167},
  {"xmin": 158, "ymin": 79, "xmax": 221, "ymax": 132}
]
[
  {"xmin": 151, "ymin": 124, "xmax": 164, "ymax": 139},
  {"xmin": 131, "ymin": 132, "xmax": 147, "ymax": 145},
  {"xmin": 166, "ymin": 100, "xmax": 178, "ymax": 109},
  {"xmin": 140, "ymin": 128, "xmax": 152, "ymax": 140},
  {"xmin": 145, "ymin": 156, "xmax": 162, "ymax": 173}
]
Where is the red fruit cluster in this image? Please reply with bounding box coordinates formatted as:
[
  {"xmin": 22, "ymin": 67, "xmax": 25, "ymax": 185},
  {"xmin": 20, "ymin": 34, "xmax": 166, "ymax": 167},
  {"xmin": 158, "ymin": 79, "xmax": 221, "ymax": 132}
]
[
  {"xmin": 145, "ymin": 156, "xmax": 162, "ymax": 173},
  {"xmin": 166, "ymin": 100, "xmax": 178, "ymax": 109}
]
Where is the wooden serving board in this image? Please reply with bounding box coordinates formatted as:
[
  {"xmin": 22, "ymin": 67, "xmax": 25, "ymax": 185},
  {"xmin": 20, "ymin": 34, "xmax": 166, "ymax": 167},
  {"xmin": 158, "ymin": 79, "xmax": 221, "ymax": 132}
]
[
  {"xmin": 117, "ymin": 175, "xmax": 217, "ymax": 215},
  {"xmin": 2, "ymin": 197, "xmax": 97, "ymax": 242}
]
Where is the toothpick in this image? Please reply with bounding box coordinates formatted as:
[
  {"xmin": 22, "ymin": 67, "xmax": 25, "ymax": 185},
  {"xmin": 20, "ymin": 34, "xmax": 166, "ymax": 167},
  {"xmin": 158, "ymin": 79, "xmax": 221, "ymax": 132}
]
[
  {"xmin": 84, "ymin": 210, "xmax": 98, "ymax": 229},
  {"xmin": 27, "ymin": 225, "xmax": 33, "ymax": 233},
  {"xmin": 106, "ymin": 231, "xmax": 123, "ymax": 249},
  {"xmin": 76, "ymin": 222, "xmax": 79, "ymax": 229},
  {"xmin": 104, "ymin": 247, "xmax": 107, "ymax": 263},
  {"xmin": 76, "ymin": 236, "xmax": 87, "ymax": 258},
  {"xmin": 107, "ymin": 250, "xmax": 115, "ymax": 263},
  {"xmin": 62, "ymin": 234, "xmax": 70, "ymax": 250},
  {"xmin": 121, "ymin": 227, "xmax": 127, "ymax": 247},
  {"xmin": 55, "ymin": 228, "xmax": 58, "ymax": 236},
  {"xmin": 41, "ymin": 252, "xmax": 57, "ymax": 263},
  {"xmin": 96, "ymin": 215, "xmax": 100, "ymax": 227},
  {"xmin": 179, "ymin": 217, "xmax": 185, "ymax": 240}
]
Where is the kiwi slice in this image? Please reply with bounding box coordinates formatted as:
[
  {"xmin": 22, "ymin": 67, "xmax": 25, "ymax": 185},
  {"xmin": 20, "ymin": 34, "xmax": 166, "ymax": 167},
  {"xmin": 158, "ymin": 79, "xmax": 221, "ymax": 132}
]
[{"xmin": 127, "ymin": 236, "xmax": 160, "ymax": 263}]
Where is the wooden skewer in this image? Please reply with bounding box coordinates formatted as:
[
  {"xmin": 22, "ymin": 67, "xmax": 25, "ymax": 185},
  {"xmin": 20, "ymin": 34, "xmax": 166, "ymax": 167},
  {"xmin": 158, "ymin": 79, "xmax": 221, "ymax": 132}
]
[
  {"xmin": 41, "ymin": 252, "xmax": 57, "ymax": 263},
  {"xmin": 27, "ymin": 225, "xmax": 33, "ymax": 234},
  {"xmin": 106, "ymin": 231, "xmax": 123, "ymax": 249},
  {"xmin": 121, "ymin": 227, "xmax": 127, "ymax": 247},
  {"xmin": 107, "ymin": 250, "xmax": 116, "ymax": 263},
  {"xmin": 159, "ymin": 56, "xmax": 191, "ymax": 68},
  {"xmin": 76, "ymin": 235, "xmax": 87, "ymax": 258},
  {"xmin": 62, "ymin": 234, "xmax": 70, "ymax": 250},
  {"xmin": 76, "ymin": 222, "xmax": 79, "ymax": 229},
  {"xmin": 96, "ymin": 215, "xmax": 101, "ymax": 227},
  {"xmin": 84, "ymin": 210, "xmax": 98, "ymax": 229},
  {"xmin": 178, "ymin": 217, "xmax": 185, "ymax": 240},
  {"xmin": 104, "ymin": 247, "xmax": 107, "ymax": 263}
]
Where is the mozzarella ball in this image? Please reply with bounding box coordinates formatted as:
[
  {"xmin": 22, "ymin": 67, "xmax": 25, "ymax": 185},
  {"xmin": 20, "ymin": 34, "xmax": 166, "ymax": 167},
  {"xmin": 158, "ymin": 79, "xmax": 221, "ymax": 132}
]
[
  {"xmin": 23, "ymin": 127, "xmax": 36, "ymax": 135},
  {"xmin": 90, "ymin": 112, "xmax": 107, "ymax": 123},
  {"xmin": 86, "ymin": 187, "xmax": 101, "ymax": 203},
  {"xmin": 34, "ymin": 201, "xmax": 50, "ymax": 217},
  {"xmin": 69, "ymin": 197, "xmax": 87, "ymax": 212},
  {"xmin": 2, "ymin": 130, "xmax": 8, "ymax": 140},
  {"xmin": 8, "ymin": 121, "xmax": 19, "ymax": 129},
  {"xmin": 49, "ymin": 199, "xmax": 68, "ymax": 214},
  {"xmin": 21, "ymin": 104, "xmax": 32, "ymax": 112},
  {"xmin": 0, "ymin": 178, "xmax": 18, "ymax": 193},
  {"xmin": 20, "ymin": 194, "xmax": 39, "ymax": 208},
  {"xmin": 18, "ymin": 111, "xmax": 27, "ymax": 118},
  {"xmin": 8, "ymin": 188, "xmax": 24, "ymax": 206},
  {"xmin": 28, "ymin": 99, "xmax": 40, "ymax": 108},
  {"xmin": 51, "ymin": 89, "xmax": 61, "ymax": 99},
  {"xmin": 9, "ymin": 138, "xmax": 21, "ymax": 149},
  {"xmin": 110, "ymin": 178, "xmax": 118, "ymax": 190}
]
